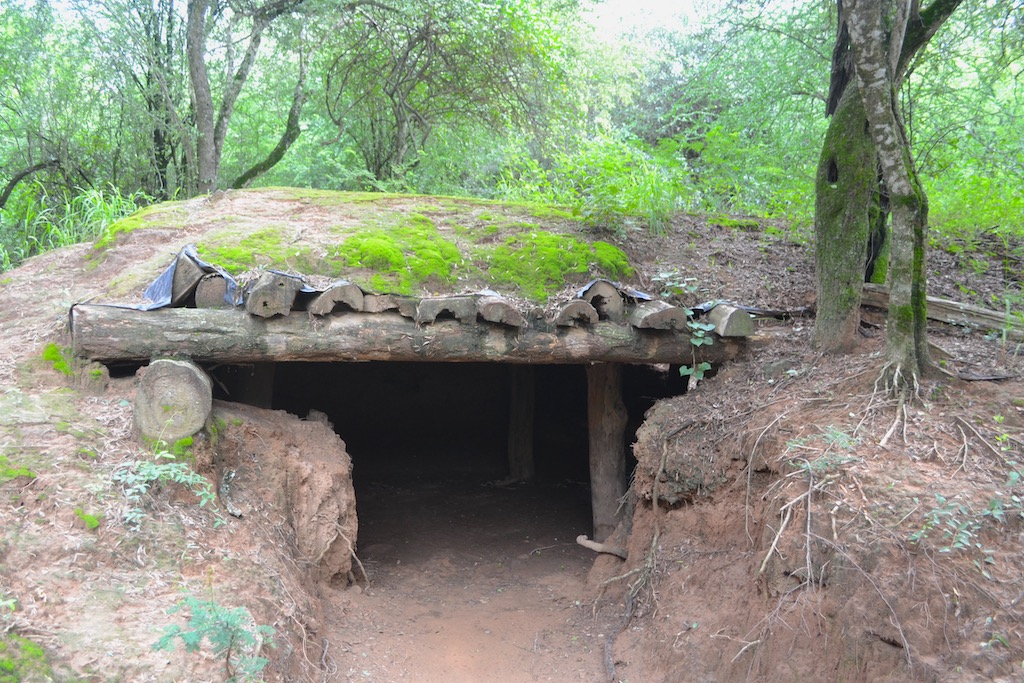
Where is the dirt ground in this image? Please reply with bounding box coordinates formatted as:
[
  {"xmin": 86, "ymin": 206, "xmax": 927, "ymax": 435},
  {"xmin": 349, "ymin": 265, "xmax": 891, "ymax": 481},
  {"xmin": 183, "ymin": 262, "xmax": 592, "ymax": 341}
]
[{"xmin": 2, "ymin": 189, "xmax": 1024, "ymax": 682}]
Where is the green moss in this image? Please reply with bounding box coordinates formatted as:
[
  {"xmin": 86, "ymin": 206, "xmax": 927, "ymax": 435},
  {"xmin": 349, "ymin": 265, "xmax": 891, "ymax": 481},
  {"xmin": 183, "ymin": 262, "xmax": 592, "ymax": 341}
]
[
  {"xmin": 41, "ymin": 343, "xmax": 73, "ymax": 376},
  {"xmin": 327, "ymin": 214, "xmax": 463, "ymax": 294},
  {"xmin": 0, "ymin": 456, "xmax": 36, "ymax": 484},
  {"xmin": 197, "ymin": 226, "xmax": 318, "ymax": 275},
  {"xmin": 0, "ymin": 635, "xmax": 53, "ymax": 682},
  {"xmin": 709, "ymin": 215, "xmax": 760, "ymax": 230},
  {"xmin": 479, "ymin": 232, "xmax": 633, "ymax": 300},
  {"xmin": 92, "ymin": 203, "xmax": 186, "ymax": 251}
]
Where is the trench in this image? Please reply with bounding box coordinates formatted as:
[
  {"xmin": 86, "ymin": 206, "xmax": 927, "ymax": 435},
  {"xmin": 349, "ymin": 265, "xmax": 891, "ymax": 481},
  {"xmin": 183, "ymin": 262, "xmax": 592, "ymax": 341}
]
[{"xmin": 208, "ymin": 361, "xmax": 690, "ymax": 569}]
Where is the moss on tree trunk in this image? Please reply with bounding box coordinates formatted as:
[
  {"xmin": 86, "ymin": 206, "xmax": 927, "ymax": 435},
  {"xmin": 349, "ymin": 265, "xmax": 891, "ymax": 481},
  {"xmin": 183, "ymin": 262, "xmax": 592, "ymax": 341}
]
[{"xmin": 813, "ymin": 88, "xmax": 876, "ymax": 353}]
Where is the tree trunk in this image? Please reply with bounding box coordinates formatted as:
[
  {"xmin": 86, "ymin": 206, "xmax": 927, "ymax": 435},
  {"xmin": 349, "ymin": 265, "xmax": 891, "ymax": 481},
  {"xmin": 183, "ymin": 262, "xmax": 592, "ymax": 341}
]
[
  {"xmin": 845, "ymin": 0, "xmax": 932, "ymax": 390},
  {"xmin": 187, "ymin": 0, "xmax": 217, "ymax": 193},
  {"xmin": 814, "ymin": 0, "xmax": 961, "ymax": 357},
  {"xmin": 813, "ymin": 87, "xmax": 876, "ymax": 352}
]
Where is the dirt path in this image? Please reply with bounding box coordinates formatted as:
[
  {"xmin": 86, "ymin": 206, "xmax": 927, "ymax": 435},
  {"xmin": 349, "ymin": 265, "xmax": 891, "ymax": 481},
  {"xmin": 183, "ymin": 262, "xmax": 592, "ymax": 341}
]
[{"xmin": 323, "ymin": 480, "xmax": 610, "ymax": 682}]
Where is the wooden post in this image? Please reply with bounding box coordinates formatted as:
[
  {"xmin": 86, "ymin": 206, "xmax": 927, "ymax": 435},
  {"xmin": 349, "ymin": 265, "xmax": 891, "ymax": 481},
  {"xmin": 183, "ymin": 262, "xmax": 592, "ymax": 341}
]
[
  {"xmin": 220, "ymin": 362, "xmax": 276, "ymax": 408},
  {"xmin": 507, "ymin": 366, "xmax": 535, "ymax": 481},
  {"xmin": 586, "ymin": 363, "xmax": 627, "ymax": 542}
]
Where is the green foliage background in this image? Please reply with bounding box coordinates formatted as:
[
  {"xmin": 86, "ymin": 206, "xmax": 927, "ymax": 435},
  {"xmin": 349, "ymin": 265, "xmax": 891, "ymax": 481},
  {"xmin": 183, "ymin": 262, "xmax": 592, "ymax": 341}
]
[{"xmin": 0, "ymin": 0, "xmax": 1020, "ymax": 272}]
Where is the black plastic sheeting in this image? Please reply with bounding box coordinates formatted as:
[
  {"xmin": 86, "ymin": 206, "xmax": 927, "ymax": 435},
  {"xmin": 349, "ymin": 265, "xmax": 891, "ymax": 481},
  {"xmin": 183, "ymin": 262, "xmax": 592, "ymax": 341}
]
[{"xmin": 133, "ymin": 244, "xmax": 239, "ymax": 310}]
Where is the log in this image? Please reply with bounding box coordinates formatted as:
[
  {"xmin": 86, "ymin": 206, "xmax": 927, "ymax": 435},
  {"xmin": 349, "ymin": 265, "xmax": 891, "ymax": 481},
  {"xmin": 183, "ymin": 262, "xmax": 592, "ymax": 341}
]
[
  {"xmin": 587, "ymin": 363, "xmax": 627, "ymax": 542},
  {"xmin": 362, "ymin": 293, "xmax": 398, "ymax": 313},
  {"xmin": 507, "ymin": 366, "xmax": 535, "ymax": 481},
  {"xmin": 861, "ymin": 283, "xmax": 1024, "ymax": 339},
  {"xmin": 70, "ymin": 305, "xmax": 744, "ymax": 366},
  {"xmin": 477, "ymin": 295, "xmax": 526, "ymax": 328},
  {"xmin": 552, "ymin": 299, "xmax": 599, "ymax": 327},
  {"xmin": 134, "ymin": 358, "xmax": 212, "ymax": 442},
  {"xmin": 195, "ymin": 274, "xmax": 230, "ymax": 309},
  {"xmin": 170, "ymin": 251, "xmax": 206, "ymax": 306},
  {"xmin": 308, "ymin": 281, "xmax": 364, "ymax": 316},
  {"xmin": 707, "ymin": 304, "xmax": 755, "ymax": 337},
  {"xmin": 579, "ymin": 280, "xmax": 625, "ymax": 321},
  {"xmin": 415, "ymin": 296, "xmax": 477, "ymax": 324},
  {"xmin": 245, "ymin": 272, "xmax": 303, "ymax": 318},
  {"xmin": 627, "ymin": 300, "xmax": 688, "ymax": 330}
]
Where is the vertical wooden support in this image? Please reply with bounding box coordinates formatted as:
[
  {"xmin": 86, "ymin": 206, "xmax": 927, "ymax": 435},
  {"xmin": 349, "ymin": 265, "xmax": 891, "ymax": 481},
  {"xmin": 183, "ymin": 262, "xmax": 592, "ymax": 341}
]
[
  {"xmin": 587, "ymin": 363, "xmax": 627, "ymax": 542},
  {"xmin": 224, "ymin": 362, "xmax": 276, "ymax": 408},
  {"xmin": 507, "ymin": 365, "xmax": 535, "ymax": 481}
]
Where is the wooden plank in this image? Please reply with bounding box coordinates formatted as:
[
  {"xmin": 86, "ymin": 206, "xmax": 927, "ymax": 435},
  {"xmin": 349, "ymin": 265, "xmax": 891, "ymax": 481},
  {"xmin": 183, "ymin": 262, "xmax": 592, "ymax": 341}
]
[
  {"xmin": 861, "ymin": 283, "xmax": 1023, "ymax": 338},
  {"xmin": 478, "ymin": 295, "xmax": 526, "ymax": 327},
  {"xmin": 170, "ymin": 251, "xmax": 206, "ymax": 306},
  {"xmin": 627, "ymin": 300, "xmax": 688, "ymax": 330},
  {"xmin": 580, "ymin": 280, "xmax": 625, "ymax": 321},
  {"xmin": 707, "ymin": 304, "xmax": 754, "ymax": 337},
  {"xmin": 245, "ymin": 272, "xmax": 303, "ymax": 318},
  {"xmin": 70, "ymin": 305, "xmax": 744, "ymax": 366},
  {"xmin": 587, "ymin": 363, "xmax": 627, "ymax": 542},
  {"xmin": 308, "ymin": 281, "xmax": 364, "ymax": 316},
  {"xmin": 553, "ymin": 299, "xmax": 599, "ymax": 327}
]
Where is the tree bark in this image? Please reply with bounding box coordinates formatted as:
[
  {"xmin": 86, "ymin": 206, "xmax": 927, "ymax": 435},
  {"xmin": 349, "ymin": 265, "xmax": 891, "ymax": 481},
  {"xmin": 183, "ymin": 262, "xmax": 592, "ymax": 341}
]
[
  {"xmin": 814, "ymin": 0, "xmax": 962, "ymax": 357},
  {"xmin": 845, "ymin": 0, "xmax": 942, "ymax": 389},
  {"xmin": 186, "ymin": 0, "xmax": 217, "ymax": 193}
]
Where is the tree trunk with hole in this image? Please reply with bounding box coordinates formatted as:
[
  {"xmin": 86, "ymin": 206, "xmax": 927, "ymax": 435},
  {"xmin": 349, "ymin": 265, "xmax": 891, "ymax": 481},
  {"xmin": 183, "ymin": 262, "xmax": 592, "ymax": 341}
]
[{"xmin": 813, "ymin": 0, "xmax": 962, "ymax": 360}]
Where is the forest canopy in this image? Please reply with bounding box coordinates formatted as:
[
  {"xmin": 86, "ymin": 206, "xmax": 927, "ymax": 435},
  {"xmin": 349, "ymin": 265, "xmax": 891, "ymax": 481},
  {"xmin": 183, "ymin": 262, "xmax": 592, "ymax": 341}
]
[{"xmin": 0, "ymin": 0, "xmax": 1021, "ymax": 274}]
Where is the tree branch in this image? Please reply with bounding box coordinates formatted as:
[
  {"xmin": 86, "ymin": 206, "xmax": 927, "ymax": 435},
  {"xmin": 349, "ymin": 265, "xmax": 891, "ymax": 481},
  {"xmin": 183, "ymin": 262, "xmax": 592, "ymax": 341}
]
[{"xmin": 0, "ymin": 159, "xmax": 60, "ymax": 210}]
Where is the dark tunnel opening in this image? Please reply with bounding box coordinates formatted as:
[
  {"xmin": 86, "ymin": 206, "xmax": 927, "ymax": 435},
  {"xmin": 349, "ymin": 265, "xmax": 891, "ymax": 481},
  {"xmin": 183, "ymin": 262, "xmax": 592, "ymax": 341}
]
[{"xmin": 208, "ymin": 361, "xmax": 692, "ymax": 555}]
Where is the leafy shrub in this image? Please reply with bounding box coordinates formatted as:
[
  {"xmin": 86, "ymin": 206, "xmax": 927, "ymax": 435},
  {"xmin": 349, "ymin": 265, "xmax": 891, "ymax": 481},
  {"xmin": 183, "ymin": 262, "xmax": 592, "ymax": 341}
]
[
  {"xmin": 154, "ymin": 595, "xmax": 275, "ymax": 682},
  {"xmin": 112, "ymin": 449, "xmax": 218, "ymax": 527}
]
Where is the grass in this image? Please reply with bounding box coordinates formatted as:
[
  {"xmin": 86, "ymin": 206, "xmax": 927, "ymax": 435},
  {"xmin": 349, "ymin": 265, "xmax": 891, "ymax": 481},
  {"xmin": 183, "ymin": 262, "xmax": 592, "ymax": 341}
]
[{"xmin": 1, "ymin": 184, "xmax": 152, "ymax": 271}]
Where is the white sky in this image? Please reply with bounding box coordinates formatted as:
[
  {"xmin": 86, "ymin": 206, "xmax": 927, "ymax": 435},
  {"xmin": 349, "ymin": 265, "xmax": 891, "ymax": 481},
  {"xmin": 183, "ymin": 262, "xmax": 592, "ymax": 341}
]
[{"xmin": 586, "ymin": 0, "xmax": 708, "ymax": 37}]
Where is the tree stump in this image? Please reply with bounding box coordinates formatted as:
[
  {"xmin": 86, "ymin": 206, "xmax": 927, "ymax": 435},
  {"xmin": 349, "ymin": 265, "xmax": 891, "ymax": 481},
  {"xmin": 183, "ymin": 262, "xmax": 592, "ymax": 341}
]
[{"xmin": 134, "ymin": 359, "xmax": 213, "ymax": 442}]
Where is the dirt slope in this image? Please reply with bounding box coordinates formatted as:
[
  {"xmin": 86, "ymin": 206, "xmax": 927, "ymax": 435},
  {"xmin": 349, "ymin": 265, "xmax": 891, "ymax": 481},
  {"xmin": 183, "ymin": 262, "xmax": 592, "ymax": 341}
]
[{"xmin": 1, "ymin": 188, "xmax": 1023, "ymax": 682}]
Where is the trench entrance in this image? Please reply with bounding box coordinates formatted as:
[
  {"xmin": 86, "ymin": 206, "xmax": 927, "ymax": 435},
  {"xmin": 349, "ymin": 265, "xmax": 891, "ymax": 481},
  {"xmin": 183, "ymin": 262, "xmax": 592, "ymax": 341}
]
[{"xmin": 211, "ymin": 361, "xmax": 688, "ymax": 568}]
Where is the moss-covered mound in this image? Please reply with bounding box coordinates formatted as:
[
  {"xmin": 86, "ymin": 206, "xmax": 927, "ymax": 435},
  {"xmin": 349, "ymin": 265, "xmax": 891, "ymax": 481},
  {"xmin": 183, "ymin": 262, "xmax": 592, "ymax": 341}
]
[{"xmin": 90, "ymin": 188, "xmax": 636, "ymax": 303}]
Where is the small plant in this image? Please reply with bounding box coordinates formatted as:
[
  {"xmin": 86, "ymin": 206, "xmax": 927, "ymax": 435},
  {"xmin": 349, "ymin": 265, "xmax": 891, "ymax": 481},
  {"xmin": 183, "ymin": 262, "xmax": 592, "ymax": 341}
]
[
  {"xmin": 154, "ymin": 595, "xmax": 275, "ymax": 682},
  {"xmin": 112, "ymin": 448, "xmax": 218, "ymax": 527},
  {"xmin": 679, "ymin": 308, "xmax": 716, "ymax": 388},
  {"xmin": 74, "ymin": 507, "xmax": 102, "ymax": 531}
]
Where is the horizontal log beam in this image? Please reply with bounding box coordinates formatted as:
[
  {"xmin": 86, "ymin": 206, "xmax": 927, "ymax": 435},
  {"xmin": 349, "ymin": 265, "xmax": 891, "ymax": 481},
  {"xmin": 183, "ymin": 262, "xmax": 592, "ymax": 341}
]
[{"xmin": 70, "ymin": 304, "xmax": 744, "ymax": 366}]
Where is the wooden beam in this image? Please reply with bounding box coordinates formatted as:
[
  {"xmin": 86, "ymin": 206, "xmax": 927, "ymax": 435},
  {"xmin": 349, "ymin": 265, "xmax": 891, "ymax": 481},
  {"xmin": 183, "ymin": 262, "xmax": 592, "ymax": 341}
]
[
  {"xmin": 507, "ymin": 366, "xmax": 535, "ymax": 481},
  {"xmin": 862, "ymin": 283, "xmax": 1023, "ymax": 339},
  {"xmin": 587, "ymin": 363, "xmax": 627, "ymax": 542},
  {"xmin": 70, "ymin": 305, "xmax": 744, "ymax": 366}
]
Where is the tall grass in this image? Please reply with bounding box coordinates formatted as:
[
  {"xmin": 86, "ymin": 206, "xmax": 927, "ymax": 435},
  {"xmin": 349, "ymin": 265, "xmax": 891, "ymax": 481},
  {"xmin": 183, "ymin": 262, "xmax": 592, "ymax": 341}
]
[{"xmin": 0, "ymin": 184, "xmax": 151, "ymax": 272}]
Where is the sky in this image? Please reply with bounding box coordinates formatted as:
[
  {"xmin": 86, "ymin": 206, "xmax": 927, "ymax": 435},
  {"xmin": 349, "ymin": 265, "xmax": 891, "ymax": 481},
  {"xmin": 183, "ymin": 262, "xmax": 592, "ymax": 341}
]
[{"xmin": 586, "ymin": 0, "xmax": 708, "ymax": 37}]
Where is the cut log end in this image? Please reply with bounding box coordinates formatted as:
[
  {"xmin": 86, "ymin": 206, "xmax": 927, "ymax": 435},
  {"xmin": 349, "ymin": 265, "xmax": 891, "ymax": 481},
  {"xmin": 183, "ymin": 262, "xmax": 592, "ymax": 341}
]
[
  {"xmin": 134, "ymin": 359, "xmax": 212, "ymax": 442},
  {"xmin": 708, "ymin": 304, "xmax": 754, "ymax": 337}
]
